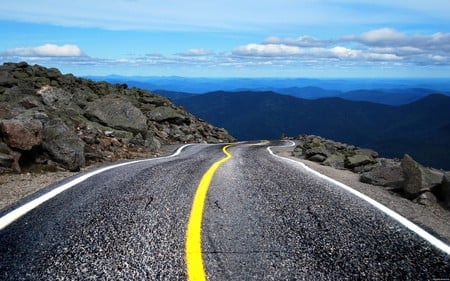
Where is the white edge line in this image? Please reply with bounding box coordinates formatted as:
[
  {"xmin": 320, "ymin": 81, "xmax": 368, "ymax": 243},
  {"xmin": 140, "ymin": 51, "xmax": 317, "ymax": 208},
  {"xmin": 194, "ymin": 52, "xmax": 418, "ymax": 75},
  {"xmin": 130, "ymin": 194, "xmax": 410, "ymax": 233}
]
[
  {"xmin": 268, "ymin": 140, "xmax": 450, "ymax": 256},
  {"xmin": 0, "ymin": 144, "xmax": 192, "ymax": 231}
]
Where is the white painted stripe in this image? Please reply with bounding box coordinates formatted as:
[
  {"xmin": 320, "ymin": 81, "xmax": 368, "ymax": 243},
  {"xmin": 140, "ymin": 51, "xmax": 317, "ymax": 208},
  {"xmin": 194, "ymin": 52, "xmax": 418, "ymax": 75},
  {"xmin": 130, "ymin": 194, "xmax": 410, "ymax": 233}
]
[
  {"xmin": 267, "ymin": 141, "xmax": 450, "ymax": 255},
  {"xmin": 0, "ymin": 144, "xmax": 191, "ymax": 231}
]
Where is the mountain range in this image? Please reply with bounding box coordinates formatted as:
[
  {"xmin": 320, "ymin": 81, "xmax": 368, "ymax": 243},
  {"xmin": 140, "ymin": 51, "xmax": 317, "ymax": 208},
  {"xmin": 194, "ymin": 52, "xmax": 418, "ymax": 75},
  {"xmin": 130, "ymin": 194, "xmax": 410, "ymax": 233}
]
[
  {"xmin": 87, "ymin": 75, "xmax": 450, "ymax": 106},
  {"xmin": 173, "ymin": 91, "xmax": 450, "ymax": 170}
]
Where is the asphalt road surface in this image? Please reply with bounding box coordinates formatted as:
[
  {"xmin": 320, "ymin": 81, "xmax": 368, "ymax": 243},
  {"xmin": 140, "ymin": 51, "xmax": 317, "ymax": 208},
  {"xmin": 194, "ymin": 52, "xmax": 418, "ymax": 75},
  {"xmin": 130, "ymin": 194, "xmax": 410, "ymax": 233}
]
[{"xmin": 1, "ymin": 141, "xmax": 449, "ymax": 280}]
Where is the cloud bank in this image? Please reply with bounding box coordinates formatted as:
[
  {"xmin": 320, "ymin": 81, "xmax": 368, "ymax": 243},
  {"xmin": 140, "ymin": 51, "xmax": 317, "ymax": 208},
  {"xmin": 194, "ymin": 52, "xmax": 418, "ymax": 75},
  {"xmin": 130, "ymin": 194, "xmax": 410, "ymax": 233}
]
[
  {"xmin": 233, "ymin": 28, "xmax": 450, "ymax": 66},
  {"xmin": 1, "ymin": 29, "xmax": 448, "ymax": 76}
]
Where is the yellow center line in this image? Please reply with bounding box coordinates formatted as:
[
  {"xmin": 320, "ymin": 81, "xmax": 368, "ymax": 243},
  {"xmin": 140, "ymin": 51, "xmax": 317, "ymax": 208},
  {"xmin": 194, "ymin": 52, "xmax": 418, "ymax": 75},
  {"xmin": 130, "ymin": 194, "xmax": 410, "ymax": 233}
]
[
  {"xmin": 185, "ymin": 145, "xmax": 233, "ymax": 281},
  {"xmin": 251, "ymin": 140, "xmax": 270, "ymax": 146}
]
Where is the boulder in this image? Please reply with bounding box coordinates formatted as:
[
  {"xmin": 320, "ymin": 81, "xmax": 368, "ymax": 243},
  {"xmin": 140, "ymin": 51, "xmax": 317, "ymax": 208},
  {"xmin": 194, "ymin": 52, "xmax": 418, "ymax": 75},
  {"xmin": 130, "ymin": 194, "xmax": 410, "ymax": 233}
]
[
  {"xmin": 304, "ymin": 145, "xmax": 331, "ymax": 158},
  {"xmin": 323, "ymin": 154, "xmax": 346, "ymax": 170},
  {"xmin": 146, "ymin": 106, "xmax": 189, "ymax": 125},
  {"xmin": 138, "ymin": 94, "xmax": 168, "ymax": 106},
  {"xmin": 145, "ymin": 136, "xmax": 161, "ymax": 151},
  {"xmin": 401, "ymin": 154, "xmax": 444, "ymax": 198},
  {"xmin": 360, "ymin": 159, "xmax": 404, "ymax": 189},
  {"xmin": 0, "ymin": 118, "xmax": 43, "ymax": 150},
  {"xmin": 42, "ymin": 120, "xmax": 85, "ymax": 171},
  {"xmin": 345, "ymin": 153, "xmax": 376, "ymax": 169},
  {"xmin": 413, "ymin": 192, "xmax": 438, "ymax": 206},
  {"xmin": 37, "ymin": 85, "xmax": 72, "ymax": 106},
  {"xmin": 309, "ymin": 154, "xmax": 327, "ymax": 163},
  {"xmin": 85, "ymin": 97, "xmax": 148, "ymax": 135}
]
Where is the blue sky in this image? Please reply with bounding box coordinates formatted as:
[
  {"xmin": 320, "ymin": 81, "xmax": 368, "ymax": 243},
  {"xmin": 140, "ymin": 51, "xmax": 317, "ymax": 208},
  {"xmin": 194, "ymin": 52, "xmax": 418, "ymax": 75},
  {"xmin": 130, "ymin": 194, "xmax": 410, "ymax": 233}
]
[{"xmin": 1, "ymin": 0, "xmax": 450, "ymax": 78}]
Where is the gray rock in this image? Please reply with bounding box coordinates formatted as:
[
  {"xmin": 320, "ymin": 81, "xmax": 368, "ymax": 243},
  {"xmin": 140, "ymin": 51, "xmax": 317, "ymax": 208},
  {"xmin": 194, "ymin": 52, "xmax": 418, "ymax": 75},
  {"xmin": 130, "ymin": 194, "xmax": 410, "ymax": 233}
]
[
  {"xmin": 0, "ymin": 103, "xmax": 18, "ymax": 119},
  {"xmin": 309, "ymin": 154, "xmax": 327, "ymax": 163},
  {"xmin": 42, "ymin": 120, "xmax": 85, "ymax": 171},
  {"xmin": 145, "ymin": 136, "xmax": 161, "ymax": 151},
  {"xmin": 352, "ymin": 164, "xmax": 378, "ymax": 173},
  {"xmin": 401, "ymin": 154, "xmax": 444, "ymax": 198},
  {"xmin": 33, "ymin": 112, "xmax": 49, "ymax": 124},
  {"xmin": 0, "ymin": 118, "xmax": 43, "ymax": 150},
  {"xmin": 85, "ymin": 97, "xmax": 148, "ymax": 135},
  {"xmin": 0, "ymin": 70, "xmax": 17, "ymax": 87},
  {"xmin": 292, "ymin": 145, "xmax": 304, "ymax": 158},
  {"xmin": 146, "ymin": 106, "xmax": 189, "ymax": 125},
  {"xmin": 413, "ymin": 192, "xmax": 438, "ymax": 206},
  {"xmin": 36, "ymin": 86, "xmax": 72, "ymax": 106},
  {"xmin": 323, "ymin": 154, "xmax": 346, "ymax": 170},
  {"xmin": 345, "ymin": 154, "xmax": 376, "ymax": 169},
  {"xmin": 356, "ymin": 148, "xmax": 379, "ymax": 158},
  {"xmin": 360, "ymin": 159, "xmax": 404, "ymax": 189},
  {"xmin": 130, "ymin": 133, "xmax": 145, "ymax": 146},
  {"xmin": 19, "ymin": 96, "xmax": 41, "ymax": 109},
  {"xmin": 304, "ymin": 144, "xmax": 331, "ymax": 158}
]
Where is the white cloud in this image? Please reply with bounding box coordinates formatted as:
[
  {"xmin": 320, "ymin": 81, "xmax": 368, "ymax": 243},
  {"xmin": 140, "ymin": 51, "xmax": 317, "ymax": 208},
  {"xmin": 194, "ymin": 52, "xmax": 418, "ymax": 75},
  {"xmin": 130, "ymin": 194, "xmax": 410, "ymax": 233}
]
[
  {"xmin": 2, "ymin": 44, "xmax": 83, "ymax": 57},
  {"xmin": 264, "ymin": 36, "xmax": 333, "ymax": 47},
  {"xmin": 1, "ymin": 28, "xmax": 448, "ymax": 76},
  {"xmin": 349, "ymin": 28, "xmax": 406, "ymax": 45},
  {"xmin": 233, "ymin": 29, "xmax": 449, "ymax": 66},
  {"xmin": 177, "ymin": 49, "xmax": 212, "ymax": 57},
  {"xmin": 232, "ymin": 44, "xmax": 304, "ymax": 57}
]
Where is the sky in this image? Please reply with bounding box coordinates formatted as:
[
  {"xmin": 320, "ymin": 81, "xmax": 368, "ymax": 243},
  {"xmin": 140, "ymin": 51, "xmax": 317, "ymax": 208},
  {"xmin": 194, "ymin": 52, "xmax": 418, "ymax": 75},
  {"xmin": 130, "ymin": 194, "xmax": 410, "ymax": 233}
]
[{"xmin": 1, "ymin": 0, "xmax": 450, "ymax": 78}]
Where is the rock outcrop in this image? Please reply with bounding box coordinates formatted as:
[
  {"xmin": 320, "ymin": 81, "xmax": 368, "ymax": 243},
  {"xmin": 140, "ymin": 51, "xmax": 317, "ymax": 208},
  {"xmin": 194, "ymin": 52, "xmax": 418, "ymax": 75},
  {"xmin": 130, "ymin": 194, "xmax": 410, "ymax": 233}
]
[
  {"xmin": 0, "ymin": 62, "xmax": 235, "ymax": 173},
  {"xmin": 292, "ymin": 135, "xmax": 450, "ymax": 210},
  {"xmin": 292, "ymin": 135, "xmax": 378, "ymax": 172}
]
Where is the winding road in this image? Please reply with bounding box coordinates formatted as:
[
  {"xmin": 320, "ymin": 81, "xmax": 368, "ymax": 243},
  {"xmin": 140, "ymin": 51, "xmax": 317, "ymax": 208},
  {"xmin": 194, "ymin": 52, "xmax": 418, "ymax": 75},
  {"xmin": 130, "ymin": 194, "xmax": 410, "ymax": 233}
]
[{"xmin": 1, "ymin": 141, "xmax": 449, "ymax": 280}]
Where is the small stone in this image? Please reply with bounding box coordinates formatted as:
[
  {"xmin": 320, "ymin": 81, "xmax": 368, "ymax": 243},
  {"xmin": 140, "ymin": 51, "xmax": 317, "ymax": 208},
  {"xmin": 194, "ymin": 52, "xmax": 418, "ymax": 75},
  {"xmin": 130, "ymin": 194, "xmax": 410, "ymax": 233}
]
[
  {"xmin": 104, "ymin": 131, "xmax": 115, "ymax": 137},
  {"xmin": 413, "ymin": 192, "xmax": 438, "ymax": 206}
]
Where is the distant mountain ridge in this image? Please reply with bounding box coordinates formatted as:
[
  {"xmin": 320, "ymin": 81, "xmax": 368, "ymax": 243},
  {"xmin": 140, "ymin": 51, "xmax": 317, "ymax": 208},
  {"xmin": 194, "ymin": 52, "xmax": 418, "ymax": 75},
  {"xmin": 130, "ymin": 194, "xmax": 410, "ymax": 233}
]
[
  {"xmin": 86, "ymin": 75, "xmax": 450, "ymax": 106},
  {"xmin": 174, "ymin": 91, "xmax": 450, "ymax": 169}
]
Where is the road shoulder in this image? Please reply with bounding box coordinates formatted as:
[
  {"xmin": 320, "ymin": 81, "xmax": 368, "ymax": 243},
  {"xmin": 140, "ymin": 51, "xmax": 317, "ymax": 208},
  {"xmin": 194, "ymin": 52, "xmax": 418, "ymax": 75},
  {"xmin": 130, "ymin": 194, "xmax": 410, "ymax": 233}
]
[
  {"xmin": 0, "ymin": 144, "xmax": 185, "ymax": 212},
  {"xmin": 273, "ymin": 148, "xmax": 450, "ymax": 245}
]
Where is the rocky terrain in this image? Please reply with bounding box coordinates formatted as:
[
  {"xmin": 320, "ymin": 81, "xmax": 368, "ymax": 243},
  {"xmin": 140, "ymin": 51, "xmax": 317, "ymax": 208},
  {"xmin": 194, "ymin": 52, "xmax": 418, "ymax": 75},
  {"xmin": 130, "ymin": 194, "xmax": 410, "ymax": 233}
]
[
  {"xmin": 292, "ymin": 135, "xmax": 450, "ymax": 211},
  {"xmin": 0, "ymin": 62, "xmax": 235, "ymax": 175}
]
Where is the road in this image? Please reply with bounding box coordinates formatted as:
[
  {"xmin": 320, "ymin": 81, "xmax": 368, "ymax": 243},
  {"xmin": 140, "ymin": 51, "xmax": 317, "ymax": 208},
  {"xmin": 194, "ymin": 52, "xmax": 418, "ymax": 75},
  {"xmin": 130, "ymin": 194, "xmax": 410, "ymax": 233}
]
[{"xmin": 1, "ymin": 141, "xmax": 449, "ymax": 280}]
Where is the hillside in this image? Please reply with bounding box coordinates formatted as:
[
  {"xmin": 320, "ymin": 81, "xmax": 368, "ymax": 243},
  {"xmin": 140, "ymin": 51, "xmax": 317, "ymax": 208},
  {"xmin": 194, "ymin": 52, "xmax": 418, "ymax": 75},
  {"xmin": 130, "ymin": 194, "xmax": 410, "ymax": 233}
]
[
  {"xmin": 175, "ymin": 91, "xmax": 450, "ymax": 169},
  {"xmin": 0, "ymin": 62, "xmax": 234, "ymax": 173}
]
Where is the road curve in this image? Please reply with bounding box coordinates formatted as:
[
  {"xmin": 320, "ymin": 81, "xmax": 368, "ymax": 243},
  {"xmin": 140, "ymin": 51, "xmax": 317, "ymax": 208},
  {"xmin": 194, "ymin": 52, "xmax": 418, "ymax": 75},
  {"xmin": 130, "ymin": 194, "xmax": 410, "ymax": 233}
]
[{"xmin": 1, "ymin": 141, "xmax": 449, "ymax": 280}]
